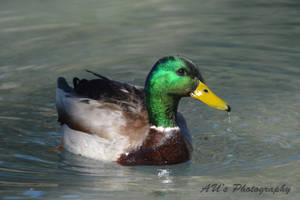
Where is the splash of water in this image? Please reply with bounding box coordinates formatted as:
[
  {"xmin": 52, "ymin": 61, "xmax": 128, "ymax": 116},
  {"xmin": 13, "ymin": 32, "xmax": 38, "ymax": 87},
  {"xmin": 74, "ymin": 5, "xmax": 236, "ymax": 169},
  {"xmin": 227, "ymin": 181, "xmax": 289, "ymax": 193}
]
[
  {"xmin": 226, "ymin": 112, "xmax": 232, "ymax": 132},
  {"xmin": 227, "ymin": 112, "xmax": 232, "ymax": 124},
  {"xmin": 157, "ymin": 169, "xmax": 173, "ymax": 184}
]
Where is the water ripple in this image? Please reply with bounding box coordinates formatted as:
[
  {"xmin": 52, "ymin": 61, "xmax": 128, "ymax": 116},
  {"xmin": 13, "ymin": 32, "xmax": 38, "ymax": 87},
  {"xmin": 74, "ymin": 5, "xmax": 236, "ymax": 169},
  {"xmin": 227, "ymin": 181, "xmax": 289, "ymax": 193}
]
[
  {"xmin": 23, "ymin": 190, "xmax": 44, "ymax": 198},
  {"xmin": 13, "ymin": 154, "xmax": 55, "ymax": 165},
  {"xmin": 0, "ymin": 16, "xmax": 29, "ymax": 23},
  {"xmin": 2, "ymin": 23, "xmax": 79, "ymax": 33}
]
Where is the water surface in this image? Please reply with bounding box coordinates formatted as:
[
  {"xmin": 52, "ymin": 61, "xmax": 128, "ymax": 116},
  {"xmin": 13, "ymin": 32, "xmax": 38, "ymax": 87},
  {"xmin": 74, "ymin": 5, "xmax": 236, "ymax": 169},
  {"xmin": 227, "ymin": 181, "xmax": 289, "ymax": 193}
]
[{"xmin": 1, "ymin": 0, "xmax": 300, "ymax": 199}]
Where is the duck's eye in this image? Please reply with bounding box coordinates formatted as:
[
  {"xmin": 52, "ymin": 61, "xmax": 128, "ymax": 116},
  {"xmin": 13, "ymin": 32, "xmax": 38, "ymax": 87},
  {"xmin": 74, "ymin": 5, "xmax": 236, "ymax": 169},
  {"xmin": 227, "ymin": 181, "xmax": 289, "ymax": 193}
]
[
  {"xmin": 203, "ymin": 89, "xmax": 209, "ymax": 93},
  {"xmin": 176, "ymin": 68, "xmax": 187, "ymax": 76}
]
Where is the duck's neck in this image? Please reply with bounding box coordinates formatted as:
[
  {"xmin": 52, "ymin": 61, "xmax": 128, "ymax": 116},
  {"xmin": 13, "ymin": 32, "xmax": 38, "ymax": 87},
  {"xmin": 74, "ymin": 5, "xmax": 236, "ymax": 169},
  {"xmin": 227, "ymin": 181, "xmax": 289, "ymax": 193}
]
[{"xmin": 146, "ymin": 92, "xmax": 179, "ymax": 128}]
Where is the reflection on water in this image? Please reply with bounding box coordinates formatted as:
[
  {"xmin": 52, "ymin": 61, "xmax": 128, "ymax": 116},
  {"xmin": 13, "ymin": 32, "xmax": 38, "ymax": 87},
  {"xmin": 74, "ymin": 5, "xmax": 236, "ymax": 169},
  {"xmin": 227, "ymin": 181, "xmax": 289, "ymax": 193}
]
[{"xmin": 0, "ymin": 0, "xmax": 300, "ymax": 199}]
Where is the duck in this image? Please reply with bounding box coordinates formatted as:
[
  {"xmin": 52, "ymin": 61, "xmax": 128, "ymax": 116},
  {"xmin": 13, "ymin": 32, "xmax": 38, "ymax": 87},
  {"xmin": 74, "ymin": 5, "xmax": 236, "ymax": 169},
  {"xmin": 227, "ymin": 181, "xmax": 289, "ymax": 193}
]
[{"xmin": 56, "ymin": 55, "xmax": 230, "ymax": 166}]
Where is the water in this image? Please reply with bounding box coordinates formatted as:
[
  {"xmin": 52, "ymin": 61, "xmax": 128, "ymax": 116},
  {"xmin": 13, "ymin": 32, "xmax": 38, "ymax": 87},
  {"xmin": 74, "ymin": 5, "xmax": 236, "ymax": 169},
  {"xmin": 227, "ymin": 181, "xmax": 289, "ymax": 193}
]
[{"xmin": 1, "ymin": 0, "xmax": 300, "ymax": 199}]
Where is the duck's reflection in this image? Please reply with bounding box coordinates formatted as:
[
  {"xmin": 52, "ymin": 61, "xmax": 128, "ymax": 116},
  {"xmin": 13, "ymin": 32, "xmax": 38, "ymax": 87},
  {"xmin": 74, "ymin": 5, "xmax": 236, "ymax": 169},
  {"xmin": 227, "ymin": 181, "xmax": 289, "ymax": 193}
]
[{"xmin": 59, "ymin": 151, "xmax": 191, "ymax": 192}]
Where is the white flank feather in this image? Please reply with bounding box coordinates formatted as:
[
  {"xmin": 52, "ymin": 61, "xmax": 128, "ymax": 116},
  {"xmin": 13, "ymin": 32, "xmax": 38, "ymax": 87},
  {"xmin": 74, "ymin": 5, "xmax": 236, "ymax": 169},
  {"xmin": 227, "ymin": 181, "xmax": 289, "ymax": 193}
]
[{"xmin": 63, "ymin": 125, "xmax": 130, "ymax": 161}]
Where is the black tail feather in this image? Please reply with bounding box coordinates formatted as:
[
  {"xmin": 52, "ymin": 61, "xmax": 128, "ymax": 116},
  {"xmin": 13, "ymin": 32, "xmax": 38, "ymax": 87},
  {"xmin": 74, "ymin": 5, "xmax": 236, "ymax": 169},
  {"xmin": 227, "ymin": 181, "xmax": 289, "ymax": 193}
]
[
  {"xmin": 85, "ymin": 70, "xmax": 110, "ymax": 80},
  {"xmin": 57, "ymin": 77, "xmax": 72, "ymax": 92}
]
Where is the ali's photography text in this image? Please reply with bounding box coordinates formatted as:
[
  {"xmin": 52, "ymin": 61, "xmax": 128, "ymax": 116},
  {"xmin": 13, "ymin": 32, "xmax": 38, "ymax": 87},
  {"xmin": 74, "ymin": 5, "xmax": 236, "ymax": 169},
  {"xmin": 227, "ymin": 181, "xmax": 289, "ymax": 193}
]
[{"xmin": 200, "ymin": 184, "xmax": 291, "ymax": 195}]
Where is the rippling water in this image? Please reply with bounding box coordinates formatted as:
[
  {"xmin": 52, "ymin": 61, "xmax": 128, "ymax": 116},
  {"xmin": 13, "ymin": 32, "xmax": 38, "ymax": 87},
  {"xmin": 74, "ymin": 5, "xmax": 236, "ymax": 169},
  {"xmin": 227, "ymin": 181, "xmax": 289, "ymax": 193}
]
[{"xmin": 1, "ymin": 0, "xmax": 300, "ymax": 199}]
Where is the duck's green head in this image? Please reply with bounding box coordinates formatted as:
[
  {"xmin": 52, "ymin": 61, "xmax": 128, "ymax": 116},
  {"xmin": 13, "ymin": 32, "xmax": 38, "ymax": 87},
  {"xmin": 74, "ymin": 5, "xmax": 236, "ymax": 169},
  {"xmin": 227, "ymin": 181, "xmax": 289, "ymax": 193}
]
[{"xmin": 145, "ymin": 56, "xmax": 230, "ymax": 128}]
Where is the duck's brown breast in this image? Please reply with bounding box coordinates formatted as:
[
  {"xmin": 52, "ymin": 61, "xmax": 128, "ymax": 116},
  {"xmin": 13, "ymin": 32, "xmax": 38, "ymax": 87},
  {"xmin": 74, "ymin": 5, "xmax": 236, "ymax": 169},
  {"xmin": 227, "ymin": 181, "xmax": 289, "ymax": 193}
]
[{"xmin": 117, "ymin": 128, "xmax": 192, "ymax": 166}]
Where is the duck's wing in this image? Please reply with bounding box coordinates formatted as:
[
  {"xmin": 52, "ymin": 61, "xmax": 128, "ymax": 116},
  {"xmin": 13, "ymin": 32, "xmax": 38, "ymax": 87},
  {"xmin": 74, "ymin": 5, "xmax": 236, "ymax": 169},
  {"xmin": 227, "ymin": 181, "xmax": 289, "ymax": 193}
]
[{"xmin": 56, "ymin": 73, "xmax": 150, "ymax": 147}]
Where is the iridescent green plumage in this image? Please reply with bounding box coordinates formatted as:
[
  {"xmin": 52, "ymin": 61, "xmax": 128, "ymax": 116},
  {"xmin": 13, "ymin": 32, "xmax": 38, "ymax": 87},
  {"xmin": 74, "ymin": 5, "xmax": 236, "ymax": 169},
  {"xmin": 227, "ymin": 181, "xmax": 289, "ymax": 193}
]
[{"xmin": 145, "ymin": 56, "xmax": 204, "ymax": 127}]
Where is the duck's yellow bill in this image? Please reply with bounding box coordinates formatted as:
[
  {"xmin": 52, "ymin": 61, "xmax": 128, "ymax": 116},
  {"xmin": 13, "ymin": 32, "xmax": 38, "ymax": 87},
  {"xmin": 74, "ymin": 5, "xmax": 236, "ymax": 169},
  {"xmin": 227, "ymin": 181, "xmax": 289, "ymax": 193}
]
[{"xmin": 190, "ymin": 81, "xmax": 230, "ymax": 112}]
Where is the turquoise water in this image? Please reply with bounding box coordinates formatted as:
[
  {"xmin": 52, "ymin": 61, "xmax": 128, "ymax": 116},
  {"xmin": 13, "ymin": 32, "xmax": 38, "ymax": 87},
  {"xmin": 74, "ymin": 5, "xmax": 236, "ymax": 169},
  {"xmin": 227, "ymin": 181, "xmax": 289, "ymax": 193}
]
[{"xmin": 1, "ymin": 0, "xmax": 300, "ymax": 199}]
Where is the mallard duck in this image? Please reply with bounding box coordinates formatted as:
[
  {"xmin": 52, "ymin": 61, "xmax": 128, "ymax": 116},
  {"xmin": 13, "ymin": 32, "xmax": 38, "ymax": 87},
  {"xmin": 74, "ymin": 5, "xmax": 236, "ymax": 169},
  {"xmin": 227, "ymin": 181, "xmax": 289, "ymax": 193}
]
[{"xmin": 56, "ymin": 56, "xmax": 230, "ymax": 165}]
